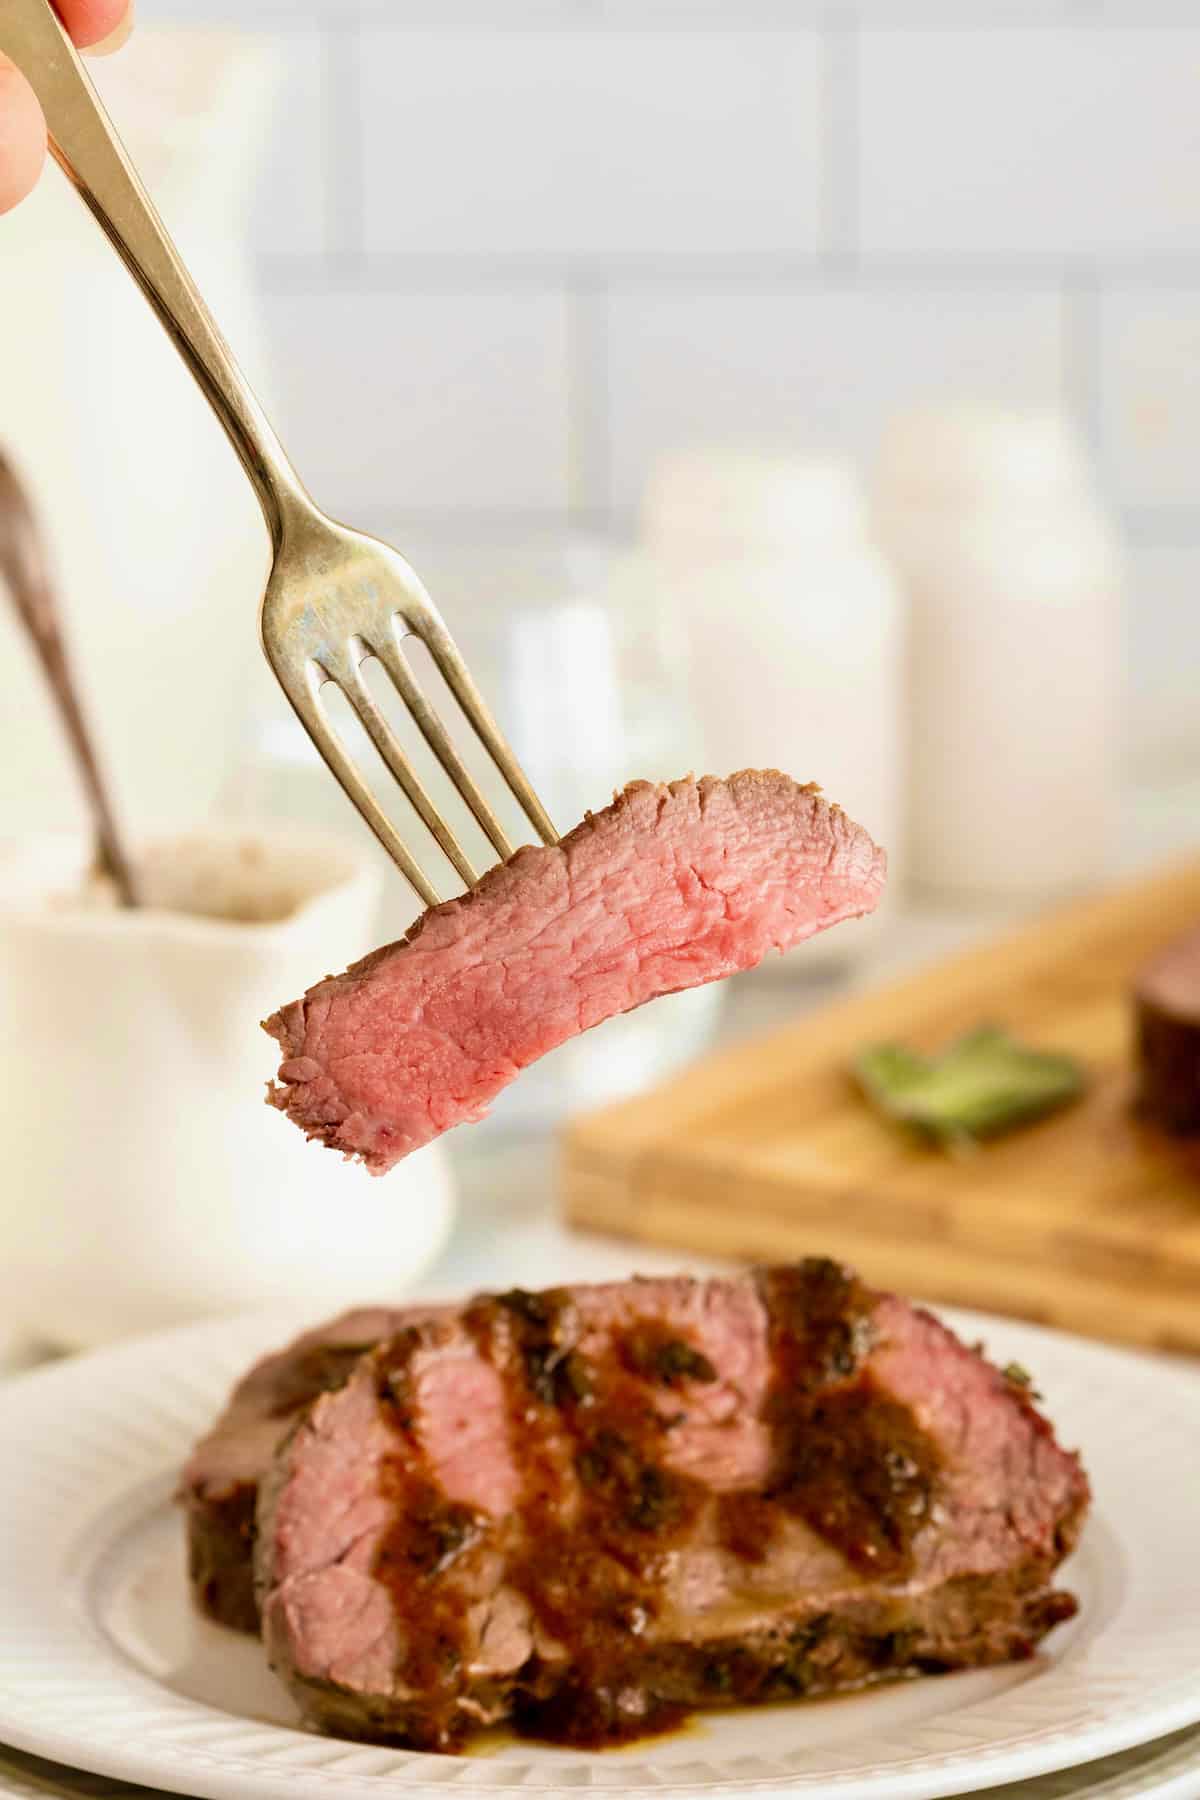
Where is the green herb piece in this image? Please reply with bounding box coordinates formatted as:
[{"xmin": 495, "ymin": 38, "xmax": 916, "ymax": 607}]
[
  {"xmin": 853, "ymin": 1026, "xmax": 1086, "ymax": 1150},
  {"xmin": 649, "ymin": 1339, "xmax": 718, "ymax": 1387},
  {"xmin": 1002, "ymin": 1360, "xmax": 1043, "ymax": 1400}
]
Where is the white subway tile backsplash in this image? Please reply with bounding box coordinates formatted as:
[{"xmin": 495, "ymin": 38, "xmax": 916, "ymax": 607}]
[
  {"xmin": 256, "ymin": 286, "xmax": 571, "ymax": 514},
  {"xmin": 1086, "ymin": 4, "xmax": 1200, "ymax": 19},
  {"xmin": 596, "ymin": 2, "xmax": 827, "ymax": 17},
  {"xmin": 1125, "ymin": 543, "xmax": 1200, "ymax": 776},
  {"xmin": 603, "ymin": 283, "xmax": 1067, "ymax": 515},
  {"xmin": 64, "ymin": 8, "xmax": 1200, "ymax": 785},
  {"xmin": 144, "ymin": 0, "xmax": 586, "ymax": 18},
  {"xmin": 345, "ymin": 1, "xmax": 591, "ymax": 15},
  {"xmin": 849, "ymin": 2, "xmax": 1164, "ymax": 15},
  {"xmin": 1099, "ymin": 290, "xmax": 1200, "ymax": 509},
  {"xmin": 142, "ymin": 0, "xmax": 315, "ymax": 22},
  {"xmin": 357, "ymin": 29, "xmax": 824, "ymax": 258},
  {"xmin": 859, "ymin": 28, "xmax": 1200, "ymax": 257},
  {"xmin": 250, "ymin": 32, "xmax": 331, "ymax": 258}
]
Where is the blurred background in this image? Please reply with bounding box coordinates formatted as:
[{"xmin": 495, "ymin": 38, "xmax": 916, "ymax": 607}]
[
  {"xmin": 3, "ymin": 11, "xmax": 1197, "ymax": 810},
  {"xmin": 2, "ymin": 0, "xmax": 1200, "ymax": 1332},
  {"xmin": 5, "ymin": 5, "xmax": 1199, "ymax": 813}
]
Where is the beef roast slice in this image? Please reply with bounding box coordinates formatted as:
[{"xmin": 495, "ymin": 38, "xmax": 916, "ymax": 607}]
[
  {"xmin": 257, "ymin": 1262, "xmax": 1088, "ymax": 1750},
  {"xmin": 181, "ymin": 1305, "xmax": 433, "ymax": 1630},
  {"xmin": 263, "ymin": 772, "xmax": 886, "ymax": 1174},
  {"xmin": 1136, "ymin": 923, "xmax": 1200, "ymax": 1134}
]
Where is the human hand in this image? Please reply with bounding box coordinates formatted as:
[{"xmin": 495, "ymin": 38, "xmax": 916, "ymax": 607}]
[{"xmin": 0, "ymin": 1, "xmax": 132, "ymax": 213}]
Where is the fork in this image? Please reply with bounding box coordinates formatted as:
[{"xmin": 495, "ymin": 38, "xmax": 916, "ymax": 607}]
[{"xmin": 0, "ymin": 0, "xmax": 559, "ymax": 908}]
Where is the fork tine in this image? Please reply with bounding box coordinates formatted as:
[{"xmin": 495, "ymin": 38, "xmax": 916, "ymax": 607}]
[
  {"xmin": 285, "ymin": 670, "xmax": 444, "ymax": 910},
  {"xmin": 375, "ymin": 628, "xmax": 516, "ymax": 865},
  {"xmin": 342, "ymin": 648, "xmax": 480, "ymax": 889},
  {"xmin": 412, "ymin": 616, "xmax": 560, "ymax": 848}
]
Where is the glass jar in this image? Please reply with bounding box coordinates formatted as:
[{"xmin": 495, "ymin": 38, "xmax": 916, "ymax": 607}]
[{"xmin": 875, "ymin": 408, "xmax": 1122, "ymax": 904}]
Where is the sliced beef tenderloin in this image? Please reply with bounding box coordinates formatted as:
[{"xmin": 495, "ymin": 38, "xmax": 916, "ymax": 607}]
[
  {"xmin": 1136, "ymin": 924, "xmax": 1200, "ymax": 1135},
  {"xmin": 257, "ymin": 1262, "xmax": 1088, "ymax": 1751},
  {"xmin": 181, "ymin": 1305, "xmax": 432, "ymax": 1630},
  {"xmin": 263, "ymin": 772, "xmax": 885, "ymax": 1174}
]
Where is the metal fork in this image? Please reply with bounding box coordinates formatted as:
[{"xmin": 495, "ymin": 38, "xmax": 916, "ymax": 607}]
[{"xmin": 0, "ymin": 0, "xmax": 558, "ymax": 906}]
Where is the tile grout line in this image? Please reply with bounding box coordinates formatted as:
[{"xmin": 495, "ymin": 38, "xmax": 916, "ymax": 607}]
[
  {"xmin": 139, "ymin": 3, "xmax": 1200, "ymax": 31},
  {"xmin": 254, "ymin": 250, "xmax": 1200, "ymax": 296},
  {"xmin": 828, "ymin": 11, "xmax": 1200, "ymax": 26}
]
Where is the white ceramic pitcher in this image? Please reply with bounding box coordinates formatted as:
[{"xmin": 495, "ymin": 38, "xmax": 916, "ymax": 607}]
[{"xmin": 0, "ymin": 830, "xmax": 456, "ymax": 1348}]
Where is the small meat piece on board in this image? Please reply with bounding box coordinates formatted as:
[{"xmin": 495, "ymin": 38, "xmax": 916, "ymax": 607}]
[
  {"xmin": 256, "ymin": 1261, "xmax": 1088, "ymax": 1752},
  {"xmin": 264, "ymin": 772, "xmax": 886, "ymax": 1173},
  {"xmin": 181, "ymin": 1305, "xmax": 431, "ymax": 1630},
  {"xmin": 1136, "ymin": 924, "xmax": 1200, "ymax": 1134}
]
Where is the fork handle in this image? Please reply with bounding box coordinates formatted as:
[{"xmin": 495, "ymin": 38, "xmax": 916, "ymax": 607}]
[{"xmin": 0, "ymin": 0, "xmax": 307, "ymax": 547}]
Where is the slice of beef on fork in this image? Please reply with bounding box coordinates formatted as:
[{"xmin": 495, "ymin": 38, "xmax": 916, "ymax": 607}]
[{"xmin": 264, "ymin": 772, "xmax": 887, "ymax": 1173}]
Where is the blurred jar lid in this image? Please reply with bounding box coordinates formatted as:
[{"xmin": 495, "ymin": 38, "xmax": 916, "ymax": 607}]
[
  {"xmin": 643, "ymin": 448, "xmax": 870, "ymax": 556},
  {"xmin": 875, "ymin": 405, "xmax": 1095, "ymax": 512}
]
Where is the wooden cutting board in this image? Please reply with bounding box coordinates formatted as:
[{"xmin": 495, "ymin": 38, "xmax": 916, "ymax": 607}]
[{"xmin": 562, "ymin": 858, "xmax": 1200, "ymax": 1356}]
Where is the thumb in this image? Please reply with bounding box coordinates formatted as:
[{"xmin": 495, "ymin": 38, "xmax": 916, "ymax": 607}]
[
  {"xmin": 0, "ymin": 52, "xmax": 46, "ymax": 216},
  {"xmin": 55, "ymin": 0, "xmax": 133, "ymax": 54}
]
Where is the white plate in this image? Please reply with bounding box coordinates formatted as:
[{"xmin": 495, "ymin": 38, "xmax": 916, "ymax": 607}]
[
  {"xmin": 7, "ymin": 1728, "xmax": 1200, "ymax": 1800},
  {"xmin": 0, "ymin": 1308, "xmax": 1197, "ymax": 1800}
]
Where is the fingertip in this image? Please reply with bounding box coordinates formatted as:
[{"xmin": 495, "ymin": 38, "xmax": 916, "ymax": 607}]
[
  {"xmin": 0, "ymin": 56, "xmax": 47, "ymax": 216},
  {"xmin": 85, "ymin": 1, "xmax": 135, "ymax": 58},
  {"xmin": 56, "ymin": 0, "xmax": 132, "ymax": 52}
]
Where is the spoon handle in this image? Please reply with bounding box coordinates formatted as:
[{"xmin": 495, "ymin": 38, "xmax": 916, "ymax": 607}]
[{"xmin": 0, "ymin": 455, "xmax": 139, "ymax": 907}]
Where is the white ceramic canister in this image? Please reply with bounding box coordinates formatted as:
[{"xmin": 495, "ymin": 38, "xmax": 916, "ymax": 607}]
[
  {"xmin": 0, "ymin": 830, "xmax": 455, "ymax": 1348},
  {"xmin": 639, "ymin": 450, "xmax": 906, "ymax": 971},
  {"xmin": 874, "ymin": 408, "xmax": 1122, "ymax": 904},
  {"xmin": 0, "ymin": 28, "xmax": 277, "ymax": 844}
]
